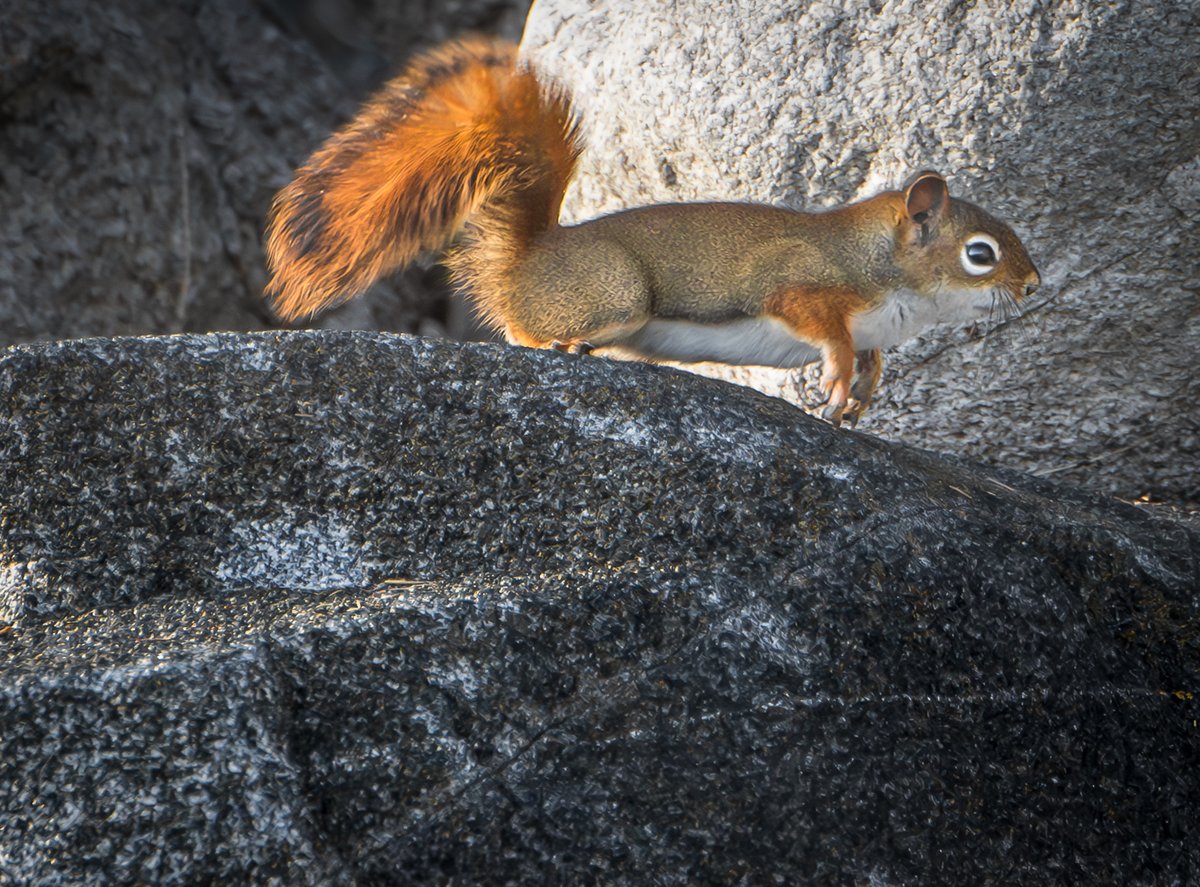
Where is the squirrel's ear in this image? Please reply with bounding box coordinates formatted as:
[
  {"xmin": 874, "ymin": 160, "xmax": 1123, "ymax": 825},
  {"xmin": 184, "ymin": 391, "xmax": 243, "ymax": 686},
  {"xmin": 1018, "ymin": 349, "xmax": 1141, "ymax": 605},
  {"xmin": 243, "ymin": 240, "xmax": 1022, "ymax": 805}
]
[{"xmin": 904, "ymin": 170, "xmax": 949, "ymax": 227}]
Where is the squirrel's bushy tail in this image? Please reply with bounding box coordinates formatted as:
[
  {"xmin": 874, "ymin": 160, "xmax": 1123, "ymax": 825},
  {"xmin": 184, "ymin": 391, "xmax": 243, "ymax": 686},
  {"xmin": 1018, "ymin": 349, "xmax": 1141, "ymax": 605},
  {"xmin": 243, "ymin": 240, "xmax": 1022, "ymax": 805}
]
[{"xmin": 265, "ymin": 37, "xmax": 581, "ymax": 325}]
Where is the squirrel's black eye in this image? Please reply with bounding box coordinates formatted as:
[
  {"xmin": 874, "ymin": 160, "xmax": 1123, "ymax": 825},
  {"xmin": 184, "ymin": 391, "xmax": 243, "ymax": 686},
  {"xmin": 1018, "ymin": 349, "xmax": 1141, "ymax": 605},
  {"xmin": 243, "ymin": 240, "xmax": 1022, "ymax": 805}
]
[
  {"xmin": 961, "ymin": 234, "xmax": 1001, "ymax": 276},
  {"xmin": 966, "ymin": 242, "xmax": 996, "ymax": 265}
]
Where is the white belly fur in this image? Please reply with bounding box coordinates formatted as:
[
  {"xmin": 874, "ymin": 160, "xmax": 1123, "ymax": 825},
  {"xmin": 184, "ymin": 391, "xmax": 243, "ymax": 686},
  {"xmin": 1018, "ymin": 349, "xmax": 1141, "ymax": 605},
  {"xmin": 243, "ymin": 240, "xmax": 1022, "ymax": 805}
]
[
  {"xmin": 606, "ymin": 317, "xmax": 822, "ymax": 368},
  {"xmin": 601, "ymin": 289, "xmax": 995, "ymax": 367}
]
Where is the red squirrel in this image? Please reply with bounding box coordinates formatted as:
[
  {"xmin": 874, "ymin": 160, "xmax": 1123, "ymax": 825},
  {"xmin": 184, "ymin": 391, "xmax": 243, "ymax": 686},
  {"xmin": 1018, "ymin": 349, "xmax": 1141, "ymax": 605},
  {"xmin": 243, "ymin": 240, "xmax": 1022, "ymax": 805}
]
[{"xmin": 265, "ymin": 37, "xmax": 1040, "ymax": 425}]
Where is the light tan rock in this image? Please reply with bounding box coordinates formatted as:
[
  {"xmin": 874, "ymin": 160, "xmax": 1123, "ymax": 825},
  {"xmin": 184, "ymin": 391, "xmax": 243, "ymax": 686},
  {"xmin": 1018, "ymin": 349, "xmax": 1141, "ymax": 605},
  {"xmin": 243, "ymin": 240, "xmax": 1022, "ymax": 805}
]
[{"xmin": 522, "ymin": 0, "xmax": 1200, "ymax": 506}]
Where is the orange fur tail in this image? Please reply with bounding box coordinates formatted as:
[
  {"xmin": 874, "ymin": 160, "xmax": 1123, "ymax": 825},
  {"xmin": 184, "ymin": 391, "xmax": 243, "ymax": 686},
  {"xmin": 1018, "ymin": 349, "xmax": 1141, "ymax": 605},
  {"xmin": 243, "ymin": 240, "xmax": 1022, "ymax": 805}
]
[{"xmin": 264, "ymin": 36, "xmax": 581, "ymax": 323}]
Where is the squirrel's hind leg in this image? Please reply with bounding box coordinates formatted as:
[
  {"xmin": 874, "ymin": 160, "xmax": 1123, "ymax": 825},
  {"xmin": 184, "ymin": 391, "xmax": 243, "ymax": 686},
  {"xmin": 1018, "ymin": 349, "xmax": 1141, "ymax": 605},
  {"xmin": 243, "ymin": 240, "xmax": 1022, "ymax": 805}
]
[{"xmin": 507, "ymin": 238, "xmax": 653, "ymax": 353}]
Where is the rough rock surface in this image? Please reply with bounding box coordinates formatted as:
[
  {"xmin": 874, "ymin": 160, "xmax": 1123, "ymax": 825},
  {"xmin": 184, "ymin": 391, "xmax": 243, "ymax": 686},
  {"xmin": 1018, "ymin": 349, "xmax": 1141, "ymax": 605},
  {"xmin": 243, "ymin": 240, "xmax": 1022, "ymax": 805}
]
[
  {"xmin": 1, "ymin": 332, "xmax": 1197, "ymax": 884},
  {"xmin": 521, "ymin": 0, "xmax": 1200, "ymax": 507},
  {"xmin": 0, "ymin": 0, "xmax": 528, "ymax": 347}
]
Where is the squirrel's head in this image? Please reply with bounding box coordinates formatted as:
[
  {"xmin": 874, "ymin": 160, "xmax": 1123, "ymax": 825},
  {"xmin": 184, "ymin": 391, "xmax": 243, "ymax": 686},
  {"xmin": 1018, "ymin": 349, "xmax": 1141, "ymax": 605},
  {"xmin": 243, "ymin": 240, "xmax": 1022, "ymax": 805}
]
[{"xmin": 893, "ymin": 171, "xmax": 1040, "ymax": 321}]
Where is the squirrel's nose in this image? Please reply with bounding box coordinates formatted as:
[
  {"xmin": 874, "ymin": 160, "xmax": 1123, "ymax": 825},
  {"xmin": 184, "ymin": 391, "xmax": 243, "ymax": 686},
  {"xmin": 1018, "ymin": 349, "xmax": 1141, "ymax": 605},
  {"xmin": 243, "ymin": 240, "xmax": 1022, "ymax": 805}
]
[{"xmin": 1023, "ymin": 270, "xmax": 1040, "ymax": 298}]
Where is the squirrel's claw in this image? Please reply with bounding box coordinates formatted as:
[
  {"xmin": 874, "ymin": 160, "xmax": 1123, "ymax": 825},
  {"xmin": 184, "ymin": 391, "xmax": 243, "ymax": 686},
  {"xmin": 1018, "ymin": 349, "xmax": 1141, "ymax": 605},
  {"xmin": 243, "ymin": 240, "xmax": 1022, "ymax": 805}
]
[
  {"xmin": 821, "ymin": 402, "xmax": 846, "ymax": 426},
  {"xmin": 844, "ymin": 399, "xmax": 869, "ymax": 428}
]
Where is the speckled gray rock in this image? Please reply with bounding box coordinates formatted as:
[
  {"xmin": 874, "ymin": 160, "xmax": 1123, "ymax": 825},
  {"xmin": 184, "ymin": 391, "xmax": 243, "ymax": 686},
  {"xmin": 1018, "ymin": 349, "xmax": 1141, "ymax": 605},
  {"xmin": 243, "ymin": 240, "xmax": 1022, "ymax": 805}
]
[
  {"xmin": 1, "ymin": 332, "xmax": 1197, "ymax": 884},
  {"xmin": 521, "ymin": 0, "xmax": 1200, "ymax": 508}
]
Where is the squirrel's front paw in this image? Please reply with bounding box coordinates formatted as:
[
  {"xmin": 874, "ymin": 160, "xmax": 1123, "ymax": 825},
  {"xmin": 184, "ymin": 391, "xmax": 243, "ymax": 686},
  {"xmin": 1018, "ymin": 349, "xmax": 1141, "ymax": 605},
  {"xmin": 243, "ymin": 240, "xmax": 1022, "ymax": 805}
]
[
  {"xmin": 796, "ymin": 362, "xmax": 851, "ymax": 427},
  {"xmin": 818, "ymin": 367, "xmax": 850, "ymax": 426},
  {"xmin": 849, "ymin": 375, "xmax": 875, "ymax": 407},
  {"xmin": 844, "ymin": 380, "xmax": 873, "ymax": 428}
]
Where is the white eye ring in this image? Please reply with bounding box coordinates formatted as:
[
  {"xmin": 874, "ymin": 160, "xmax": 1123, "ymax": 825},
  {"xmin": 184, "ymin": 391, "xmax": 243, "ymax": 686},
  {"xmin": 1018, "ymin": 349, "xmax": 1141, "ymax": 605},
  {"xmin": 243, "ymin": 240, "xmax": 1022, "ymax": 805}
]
[{"xmin": 961, "ymin": 233, "xmax": 1001, "ymax": 276}]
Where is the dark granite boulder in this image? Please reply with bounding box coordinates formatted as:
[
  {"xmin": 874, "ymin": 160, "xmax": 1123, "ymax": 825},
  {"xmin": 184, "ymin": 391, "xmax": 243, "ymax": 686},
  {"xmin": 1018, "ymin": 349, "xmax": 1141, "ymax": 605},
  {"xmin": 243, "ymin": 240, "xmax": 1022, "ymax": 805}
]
[{"xmin": 1, "ymin": 332, "xmax": 1197, "ymax": 884}]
